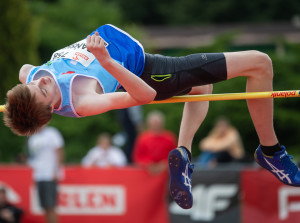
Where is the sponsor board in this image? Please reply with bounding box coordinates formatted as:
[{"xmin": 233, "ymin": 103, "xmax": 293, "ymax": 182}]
[
  {"xmin": 31, "ymin": 185, "xmax": 125, "ymax": 215},
  {"xmin": 169, "ymin": 169, "xmax": 240, "ymax": 223},
  {"xmin": 242, "ymin": 169, "xmax": 300, "ymax": 223},
  {"xmin": 278, "ymin": 186, "xmax": 300, "ymax": 220},
  {"xmin": 0, "ymin": 166, "xmax": 169, "ymax": 223}
]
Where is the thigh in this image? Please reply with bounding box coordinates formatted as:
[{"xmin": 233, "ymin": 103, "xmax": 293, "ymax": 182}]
[
  {"xmin": 224, "ymin": 50, "xmax": 269, "ymax": 80},
  {"xmin": 141, "ymin": 53, "xmax": 226, "ymax": 100}
]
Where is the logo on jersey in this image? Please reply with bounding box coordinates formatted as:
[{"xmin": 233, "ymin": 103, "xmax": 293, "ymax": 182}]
[
  {"xmin": 50, "ymin": 38, "xmax": 108, "ymax": 68},
  {"xmin": 61, "ymin": 71, "xmax": 75, "ymax": 75}
]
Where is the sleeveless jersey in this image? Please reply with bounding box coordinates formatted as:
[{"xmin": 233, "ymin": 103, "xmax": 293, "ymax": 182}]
[{"xmin": 26, "ymin": 24, "xmax": 145, "ymax": 118}]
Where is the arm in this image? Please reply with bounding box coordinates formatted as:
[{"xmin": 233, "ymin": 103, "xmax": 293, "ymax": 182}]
[
  {"xmin": 78, "ymin": 32, "xmax": 156, "ymax": 116},
  {"xmin": 54, "ymin": 147, "xmax": 64, "ymax": 180},
  {"xmin": 81, "ymin": 149, "xmax": 98, "ymax": 167},
  {"xmin": 200, "ymin": 131, "xmax": 237, "ymax": 152},
  {"xmin": 19, "ymin": 64, "xmax": 34, "ymax": 84},
  {"xmin": 56, "ymin": 148, "xmax": 64, "ymax": 167}
]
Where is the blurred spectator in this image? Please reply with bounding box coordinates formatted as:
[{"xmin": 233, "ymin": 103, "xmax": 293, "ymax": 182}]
[
  {"xmin": 197, "ymin": 117, "xmax": 245, "ymax": 168},
  {"xmin": 0, "ymin": 187, "xmax": 23, "ymax": 223},
  {"xmin": 116, "ymin": 106, "xmax": 143, "ymax": 163},
  {"xmin": 28, "ymin": 126, "xmax": 64, "ymax": 223},
  {"xmin": 81, "ymin": 133, "xmax": 127, "ymax": 167},
  {"xmin": 133, "ymin": 110, "xmax": 177, "ymax": 174}
]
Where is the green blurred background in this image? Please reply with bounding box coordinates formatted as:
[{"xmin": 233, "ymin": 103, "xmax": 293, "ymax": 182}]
[{"xmin": 1, "ymin": 0, "xmax": 300, "ymax": 163}]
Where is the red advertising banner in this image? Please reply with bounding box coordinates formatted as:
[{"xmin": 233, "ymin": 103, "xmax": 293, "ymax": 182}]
[
  {"xmin": 0, "ymin": 166, "xmax": 169, "ymax": 223},
  {"xmin": 242, "ymin": 168, "xmax": 300, "ymax": 223}
]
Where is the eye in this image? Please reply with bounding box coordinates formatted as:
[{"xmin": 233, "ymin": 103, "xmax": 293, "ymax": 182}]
[{"xmin": 40, "ymin": 88, "xmax": 47, "ymax": 96}]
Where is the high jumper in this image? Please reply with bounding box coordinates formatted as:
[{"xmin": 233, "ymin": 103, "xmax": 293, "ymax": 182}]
[{"xmin": 3, "ymin": 24, "xmax": 300, "ymax": 209}]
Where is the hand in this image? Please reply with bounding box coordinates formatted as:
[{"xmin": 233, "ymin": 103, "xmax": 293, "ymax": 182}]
[
  {"xmin": 147, "ymin": 162, "xmax": 167, "ymax": 175},
  {"xmin": 86, "ymin": 32, "xmax": 111, "ymax": 65},
  {"xmin": 0, "ymin": 209, "xmax": 14, "ymax": 222}
]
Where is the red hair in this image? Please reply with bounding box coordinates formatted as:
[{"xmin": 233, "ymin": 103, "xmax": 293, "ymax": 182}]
[{"xmin": 3, "ymin": 84, "xmax": 52, "ymax": 136}]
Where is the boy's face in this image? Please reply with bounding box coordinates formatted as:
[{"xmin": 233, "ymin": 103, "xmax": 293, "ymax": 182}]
[{"xmin": 27, "ymin": 76, "xmax": 58, "ymax": 108}]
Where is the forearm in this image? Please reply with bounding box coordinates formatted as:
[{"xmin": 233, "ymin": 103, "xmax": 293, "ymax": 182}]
[
  {"xmin": 87, "ymin": 32, "xmax": 156, "ymax": 104},
  {"xmin": 100, "ymin": 58, "xmax": 156, "ymax": 103}
]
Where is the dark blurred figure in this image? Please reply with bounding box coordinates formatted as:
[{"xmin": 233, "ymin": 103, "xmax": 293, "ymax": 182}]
[
  {"xmin": 117, "ymin": 106, "xmax": 143, "ymax": 163},
  {"xmin": 132, "ymin": 110, "xmax": 177, "ymax": 174},
  {"xmin": 0, "ymin": 187, "xmax": 23, "ymax": 223},
  {"xmin": 197, "ymin": 117, "xmax": 245, "ymax": 168},
  {"xmin": 13, "ymin": 153, "xmax": 27, "ymax": 165},
  {"xmin": 81, "ymin": 133, "xmax": 127, "ymax": 167}
]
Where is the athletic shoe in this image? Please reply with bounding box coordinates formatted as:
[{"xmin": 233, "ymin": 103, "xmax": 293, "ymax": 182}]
[
  {"xmin": 255, "ymin": 145, "xmax": 300, "ymax": 186},
  {"xmin": 168, "ymin": 147, "xmax": 194, "ymax": 209}
]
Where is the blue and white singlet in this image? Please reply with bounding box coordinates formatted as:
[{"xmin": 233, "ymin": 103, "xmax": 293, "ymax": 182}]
[{"xmin": 26, "ymin": 24, "xmax": 145, "ymax": 118}]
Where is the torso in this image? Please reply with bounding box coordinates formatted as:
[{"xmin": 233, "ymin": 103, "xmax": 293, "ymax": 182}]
[
  {"xmin": 26, "ymin": 24, "xmax": 146, "ymax": 118},
  {"xmin": 71, "ymin": 76, "xmax": 103, "ymax": 109}
]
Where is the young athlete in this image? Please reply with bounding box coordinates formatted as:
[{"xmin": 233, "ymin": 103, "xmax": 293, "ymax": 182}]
[{"xmin": 4, "ymin": 24, "xmax": 300, "ymax": 209}]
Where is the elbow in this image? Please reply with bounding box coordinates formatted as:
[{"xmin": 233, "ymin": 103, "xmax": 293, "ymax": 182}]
[
  {"xmin": 135, "ymin": 89, "xmax": 156, "ymax": 105},
  {"xmin": 142, "ymin": 89, "xmax": 157, "ymax": 104},
  {"xmin": 148, "ymin": 89, "xmax": 157, "ymax": 102}
]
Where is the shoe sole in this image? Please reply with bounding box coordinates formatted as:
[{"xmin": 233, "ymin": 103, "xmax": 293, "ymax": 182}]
[{"xmin": 168, "ymin": 149, "xmax": 193, "ymax": 209}]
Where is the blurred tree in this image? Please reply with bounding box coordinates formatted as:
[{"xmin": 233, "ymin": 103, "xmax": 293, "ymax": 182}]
[
  {"xmin": 0, "ymin": 0, "xmax": 38, "ymax": 102},
  {"xmin": 0, "ymin": 0, "xmax": 39, "ymax": 161},
  {"xmin": 29, "ymin": 0, "xmax": 123, "ymax": 61},
  {"xmin": 112, "ymin": 0, "xmax": 300, "ymax": 25}
]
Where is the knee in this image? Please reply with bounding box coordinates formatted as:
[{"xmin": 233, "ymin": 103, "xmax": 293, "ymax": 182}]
[
  {"xmin": 189, "ymin": 84, "xmax": 213, "ymax": 95},
  {"xmin": 248, "ymin": 50, "xmax": 273, "ymax": 80}
]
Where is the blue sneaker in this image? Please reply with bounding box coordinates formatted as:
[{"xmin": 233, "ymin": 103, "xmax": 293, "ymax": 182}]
[
  {"xmin": 168, "ymin": 147, "xmax": 194, "ymax": 209},
  {"xmin": 255, "ymin": 145, "xmax": 300, "ymax": 186}
]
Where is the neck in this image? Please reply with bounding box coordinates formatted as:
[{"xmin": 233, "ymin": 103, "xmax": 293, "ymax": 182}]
[{"xmin": 53, "ymin": 82, "xmax": 61, "ymax": 109}]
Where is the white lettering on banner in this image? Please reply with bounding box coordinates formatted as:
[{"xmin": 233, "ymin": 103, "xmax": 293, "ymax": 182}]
[
  {"xmin": 0, "ymin": 182, "xmax": 21, "ymax": 204},
  {"xmin": 31, "ymin": 185, "xmax": 126, "ymax": 215},
  {"xmin": 279, "ymin": 186, "xmax": 300, "ymax": 220},
  {"xmin": 50, "ymin": 37, "xmax": 108, "ymax": 67},
  {"xmin": 170, "ymin": 184, "xmax": 238, "ymax": 221}
]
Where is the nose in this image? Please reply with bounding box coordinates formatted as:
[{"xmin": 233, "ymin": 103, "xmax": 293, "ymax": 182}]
[{"xmin": 37, "ymin": 77, "xmax": 47, "ymax": 86}]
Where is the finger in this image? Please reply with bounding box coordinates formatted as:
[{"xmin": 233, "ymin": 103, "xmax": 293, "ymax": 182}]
[
  {"xmin": 91, "ymin": 34, "xmax": 96, "ymax": 45},
  {"xmin": 96, "ymin": 35, "xmax": 102, "ymax": 46},
  {"xmin": 86, "ymin": 35, "xmax": 91, "ymax": 44},
  {"xmin": 99, "ymin": 37, "xmax": 105, "ymax": 47},
  {"xmin": 95, "ymin": 31, "xmax": 100, "ymax": 36}
]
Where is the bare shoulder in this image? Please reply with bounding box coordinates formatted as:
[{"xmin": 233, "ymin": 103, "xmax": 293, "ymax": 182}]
[{"xmin": 19, "ymin": 64, "xmax": 35, "ymax": 83}]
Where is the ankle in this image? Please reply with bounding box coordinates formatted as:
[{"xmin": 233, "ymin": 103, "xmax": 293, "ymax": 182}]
[
  {"xmin": 260, "ymin": 143, "xmax": 282, "ymax": 156},
  {"xmin": 179, "ymin": 146, "xmax": 192, "ymax": 162}
]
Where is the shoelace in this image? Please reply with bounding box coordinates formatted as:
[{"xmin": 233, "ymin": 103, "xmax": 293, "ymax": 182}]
[
  {"xmin": 188, "ymin": 163, "xmax": 194, "ymax": 174},
  {"xmin": 280, "ymin": 154, "xmax": 298, "ymax": 176}
]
